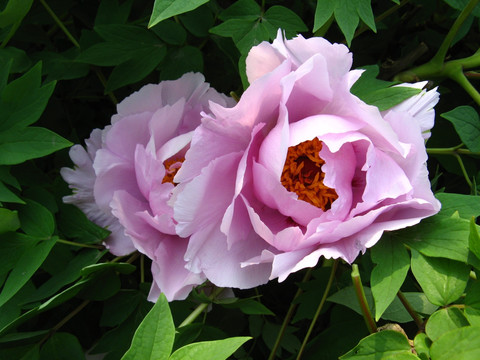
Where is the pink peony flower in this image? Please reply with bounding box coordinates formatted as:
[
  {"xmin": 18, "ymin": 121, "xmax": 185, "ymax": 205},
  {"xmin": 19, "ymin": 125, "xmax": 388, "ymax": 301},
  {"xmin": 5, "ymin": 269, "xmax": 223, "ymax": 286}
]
[
  {"xmin": 61, "ymin": 73, "xmax": 235, "ymax": 301},
  {"xmin": 173, "ymin": 32, "xmax": 441, "ymax": 289}
]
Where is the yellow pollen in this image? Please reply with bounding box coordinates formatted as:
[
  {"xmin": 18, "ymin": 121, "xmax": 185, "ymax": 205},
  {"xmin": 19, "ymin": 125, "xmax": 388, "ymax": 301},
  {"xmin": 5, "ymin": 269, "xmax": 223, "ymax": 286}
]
[
  {"xmin": 162, "ymin": 157, "xmax": 184, "ymax": 184},
  {"xmin": 281, "ymin": 138, "xmax": 338, "ymax": 210}
]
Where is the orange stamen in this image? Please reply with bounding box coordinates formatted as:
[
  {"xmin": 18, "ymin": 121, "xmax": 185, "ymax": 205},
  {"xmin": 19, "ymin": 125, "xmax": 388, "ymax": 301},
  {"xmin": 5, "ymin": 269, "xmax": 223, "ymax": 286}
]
[
  {"xmin": 162, "ymin": 157, "xmax": 185, "ymax": 184},
  {"xmin": 281, "ymin": 138, "xmax": 338, "ymax": 210}
]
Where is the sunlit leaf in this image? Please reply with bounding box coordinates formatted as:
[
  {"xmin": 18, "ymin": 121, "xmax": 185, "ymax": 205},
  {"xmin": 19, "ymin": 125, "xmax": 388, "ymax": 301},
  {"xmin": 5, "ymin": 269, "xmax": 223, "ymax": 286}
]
[
  {"xmin": 122, "ymin": 293, "xmax": 174, "ymax": 360},
  {"xmin": 148, "ymin": 0, "xmax": 209, "ymax": 28}
]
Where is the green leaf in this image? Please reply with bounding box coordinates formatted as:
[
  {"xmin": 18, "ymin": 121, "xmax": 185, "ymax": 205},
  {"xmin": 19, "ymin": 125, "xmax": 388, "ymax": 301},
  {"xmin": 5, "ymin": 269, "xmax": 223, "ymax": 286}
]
[
  {"xmin": 464, "ymin": 306, "xmax": 480, "ymax": 326},
  {"xmin": 0, "ymin": 47, "xmax": 31, "ymax": 73},
  {"xmin": 0, "ymin": 236, "xmax": 56, "ymax": 308},
  {"xmin": 95, "ymin": 24, "xmax": 162, "ymax": 44},
  {"xmin": 0, "ymin": 58, "xmax": 12, "ymax": 93},
  {"xmin": 26, "ymin": 249, "xmax": 102, "ymax": 303},
  {"xmin": 0, "ymin": 281, "xmax": 34, "ymax": 329},
  {"xmin": 19, "ymin": 345, "xmax": 40, "ymax": 360},
  {"xmin": 78, "ymin": 268, "xmax": 121, "ymax": 301},
  {"xmin": 219, "ymin": 298, "xmax": 275, "ymax": 315},
  {"xmin": 398, "ymin": 215, "xmax": 470, "ymax": 263},
  {"xmin": 361, "ymin": 87, "xmax": 421, "ymax": 111},
  {"xmin": 92, "ymin": 298, "xmax": 152, "ymax": 359},
  {"xmin": 351, "ymin": 65, "xmax": 422, "ymax": 110},
  {"xmin": 314, "ymin": 0, "xmax": 335, "ymax": 32},
  {"xmin": 0, "ymin": 279, "xmax": 88, "ymax": 336},
  {"xmin": 0, "ymin": 127, "xmax": 72, "ymax": 165},
  {"xmin": 413, "ymin": 333, "xmax": 431, "ymax": 360},
  {"xmin": 410, "ymin": 250, "xmax": 470, "ymax": 306},
  {"xmin": 57, "ymin": 204, "xmax": 110, "ymax": 244},
  {"xmin": 169, "ymin": 337, "xmax": 251, "ymax": 360},
  {"xmin": 159, "ymin": 46, "xmax": 203, "ymax": 81},
  {"xmin": 443, "ymin": 0, "xmax": 480, "ymax": 17},
  {"xmin": 39, "ymin": 50, "xmax": 89, "ymax": 82},
  {"xmin": 371, "ymin": 234, "xmax": 410, "ymax": 321},
  {"xmin": 218, "ymin": 0, "xmax": 260, "ymax": 21},
  {"xmin": 148, "ymin": 0, "xmax": 209, "ymax": 28},
  {"xmin": 464, "ymin": 280, "xmax": 480, "ymax": 326},
  {"xmin": 210, "ymin": 18, "xmax": 254, "ymax": 38},
  {"xmin": 151, "ymin": 20, "xmax": 187, "ymax": 45},
  {"xmin": 39, "ymin": 332, "xmax": 85, "ymax": 360},
  {"xmin": 262, "ymin": 321, "xmax": 300, "ymax": 355},
  {"xmin": 0, "ymin": 0, "xmax": 34, "ymax": 28},
  {"xmin": 382, "ymin": 292, "xmax": 437, "ymax": 323},
  {"xmin": 469, "ymin": 217, "xmax": 480, "ymax": 263},
  {"xmin": 0, "ymin": 330, "xmax": 47, "ymax": 346},
  {"xmin": 354, "ymin": 0, "xmax": 376, "ymax": 32},
  {"xmin": 178, "ymin": 5, "xmax": 214, "ymax": 37},
  {"xmin": 351, "ymin": 65, "xmax": 391, "ymax": 95},
  {"xmin": 0, "ymin": 166, "xmax": 20, "ymax": 189},
  {"xmin": 0, "ymin": 62, "xmax": 56, "ymax": 131},
  {"xmin": 17, "ymin": 199, "xmax": 54, "ymax": 238},
  {"xmin": 122, "ymin": 293, "xmax": 175, "ymax": 360},
  {"xmin": 441, "ymin": 106, "xmax": 480, "ymax": 152},
  {"xmin": 305, "ymin": 306, "xmax": 369, "ymax": 360},
  {"xmin": 328, "ymin": 285, "xmax": 374, "ymax": 316},
  {"xmin": 263, "ymin": 6, "xmax": 308, "ymax": 38},
  {"xmin": 76, "ymin": 42, "xmax": 134, "ymax": 66},
  {"xmin": 0, "ymin": 180, "xmax": 23, "ymax": 203},
  {"xmin": 0, "ymin": 232, "xmax": 33, "ymax": 278},
  {"xmin": 425, "ymin": 307, "xmax": 470, "ymax": 342},
  {"xmin": 100, "ymin": 290, "xmax": 143, "ymax": 327},
  {"xmin": 334, "ymin": 0, "xmax": 359, "ymax": 46},
  {"xmin": 106, "ymin": 46, "xmax": 166, "ymax": 92},
  {"xmin": 465, "ymin": 279, "xmax": 480, "ymax": 309},
  {"xmin": 436, "ymin": 193, "xmax": 480, "ymax": 219},
  {"xmin": 0, "ymin": 208, "xmax": 20, "ymax": 233},
  {"xmin": 430, "ymin": 326, "xmax": 480, "ymax": 360},
  {"xmin": 78, "ymin": 25, "xmax": 166, "ymax": 84},
  {"xmin": 235, "ymin": 21, "xmax": 270, "ymax": 55},
  {"xmin": 81, "ymin": 262, "xmax": 136, "ymax": 276},
  {"xmin": 95, "ymin": 0, "xmax": 133, "ymax": 25},
  {"xmin": 340, "ymin": 330, "xmax": 413, "ymax": 359}
]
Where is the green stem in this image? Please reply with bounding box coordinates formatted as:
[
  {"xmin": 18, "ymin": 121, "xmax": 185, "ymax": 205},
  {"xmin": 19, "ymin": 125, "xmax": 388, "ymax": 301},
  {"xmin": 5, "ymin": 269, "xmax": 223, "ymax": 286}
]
[
  {"xmin": 40, "ymin": 0, "xmax": 119, "ymax": 106},
  {"xmin": 94, "ymin": 67, "xmax": 118, "ymax": 105},
  {"xmin": 57, "ymin": 238, "xmax": 104, "ymax": 249},
  {"xmin": 267, "ymin": 268, "xmax": 313, "ymax": 360},
  {"xmin": 296, "ymin": 260, "xmax": 339, "ymax": 360},
  {"xmin": 39, "ymin": 299, "xmax": 90, "ymax": 345},
  {"xmin": 426, "ymin": 144, "xmax": 475, "ymax": 155},
  {"xmin": 39, "ymin": 0, "xmax": 80, "ymax": 48},
  {"xmin": 178, "ymin": 287, "xmax": 225, "ymax": 328},
  {"xmin": 454, "ymin": 153, "xmax": 474, "ymax": 190},
  {"xmin": 449, "ymin": 69, "xmax": 480, "ymax": 107},
  {"xmin": 351, "ymin": 264, "xmax": 377, "ymax": 334},
  {"xmin": 397, "ymin": 291, "xmax": 423, "ymax": 329},
  {"xmin": 430, "ymin": 0, "xmax": 480, "ymax": 66}
]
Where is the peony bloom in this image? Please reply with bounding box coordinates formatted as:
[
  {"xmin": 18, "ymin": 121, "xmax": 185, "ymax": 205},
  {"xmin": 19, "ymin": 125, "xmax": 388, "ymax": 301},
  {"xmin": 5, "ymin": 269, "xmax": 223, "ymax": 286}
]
[
  {"xmin": 173, "ymin": 32, "xmax": 441, "ymax": 289},
  {"xmin": 61, "ymin": 73, "xmax": 235, "ymax": 301}
]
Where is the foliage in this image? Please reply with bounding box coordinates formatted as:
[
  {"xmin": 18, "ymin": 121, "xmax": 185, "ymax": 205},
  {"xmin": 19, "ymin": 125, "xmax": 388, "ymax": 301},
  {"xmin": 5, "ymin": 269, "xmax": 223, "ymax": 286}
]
[{"xmin": 0, "ymin": 0, "xmax": 479, "ymax": 359}]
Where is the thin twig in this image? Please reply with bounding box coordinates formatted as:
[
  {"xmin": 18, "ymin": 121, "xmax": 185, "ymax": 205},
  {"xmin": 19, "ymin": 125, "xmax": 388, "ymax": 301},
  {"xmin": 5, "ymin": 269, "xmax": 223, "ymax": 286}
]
[
  {"xmin": 296, "ymin": 260, "xmax": 339, "ymax": 360},
  {"xmin": 267, "ymin": 268, "xmax": 313, "ymax": 360}
]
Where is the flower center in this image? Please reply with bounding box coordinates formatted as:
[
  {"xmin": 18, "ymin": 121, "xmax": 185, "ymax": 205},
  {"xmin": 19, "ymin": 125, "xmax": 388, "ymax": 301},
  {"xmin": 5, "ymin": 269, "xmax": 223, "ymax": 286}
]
[
  {"xmin": 162, "ymin": 157, "xmax": 184, "ymax": 184},
  {"xmin": 281, "ymin": 138, "xmax": 338, "ymax": 210}
]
